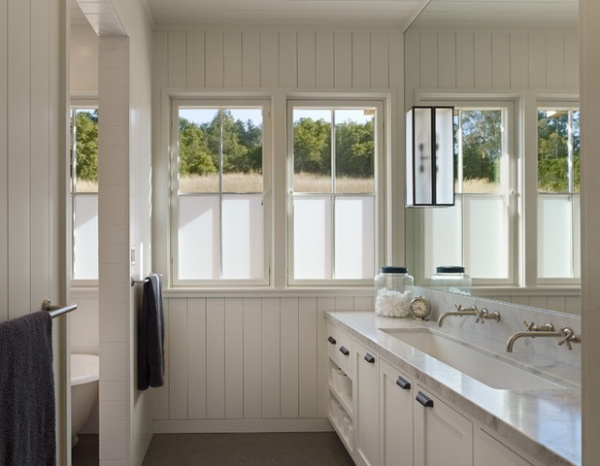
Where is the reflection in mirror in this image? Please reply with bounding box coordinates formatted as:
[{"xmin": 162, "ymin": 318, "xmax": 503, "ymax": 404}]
[{"xmin": 403, "ymin": 0, "xmax": 581, "ymax": 314}]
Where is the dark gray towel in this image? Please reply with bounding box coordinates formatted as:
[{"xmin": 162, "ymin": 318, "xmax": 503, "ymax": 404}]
[
  {"xmin": 0, "ymin": 311, "xmax": 56, "ymax": 466},
  {"xmin": 137, "ymin": 274, "xmax": 165, "ymax": 390}
]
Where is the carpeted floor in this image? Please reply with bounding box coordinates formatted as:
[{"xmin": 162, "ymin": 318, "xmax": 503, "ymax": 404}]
[{"xmin": 72, "ymin": 432, "xmax": 355, "ymax": 465}]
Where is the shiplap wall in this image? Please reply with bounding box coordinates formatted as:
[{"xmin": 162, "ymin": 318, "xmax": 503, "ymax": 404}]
[
  {"xmin": 404, "ymin": 29, "xmax": 579, "ymax": 98},
  {"xmin": 152, "ymin": 27, "xmax": 403, "ymax": 431}
]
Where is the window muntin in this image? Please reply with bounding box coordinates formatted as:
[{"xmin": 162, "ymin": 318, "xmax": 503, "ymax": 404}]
[
  {"xmin": 537, "ymin": 106, "xmax": 581, "ymax": 281},
  {"xmin": 423, "ymin": 105, "xmax": 513, "ymax": 285},
  {"xmin": 171, "ymin": 101, "xmax": 269, "ymax": 285},
  {"xmin": 288, "ymin": 102, "xmax": 380, "ymax": 284},
  {"xmin": 71, "ymin": 106, "xmax": 99, "ymax": 281}
]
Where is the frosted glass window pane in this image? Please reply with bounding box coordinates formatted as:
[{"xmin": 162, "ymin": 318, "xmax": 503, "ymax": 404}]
[
  {"xmin": 464, "ymin": 196, "xmax": 508, "ymax": 278},
  {"xmin": 573, "ymin": 195, "xmax": 581, "ymax": 278},
  {"xmin": 435, "ymin": 108, "xmax": 454, "ymax": 204},
  {"xmin": 335, "ymin": 197, "xmax": 375, "ymax": 279},
  {"xmin": 222, "ymin": 195, "xmax": 264, "ymax": 279},
  {"xmin": 73, "ymin": 194, "xmax": 98, "ymax": 279},
  {"xmin": 423, "ymin": 203, "xmax": 462, "ymax": 278},
  {"xmin": 178, "ymin": 195, "xmax": 220, "ymax": 280},
  {"xmin": 293, "ymin": 197, "xmax": 332, "ymax": 279},
  {"xmin": 538, "ymin": 195, "xmax": 573, "ymax": 278},
  {"xmin": 413, "ymin": 108, "xmax": 433, "ymax": 205}
]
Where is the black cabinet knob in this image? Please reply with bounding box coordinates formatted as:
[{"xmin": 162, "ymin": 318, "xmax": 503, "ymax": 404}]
[
  {"xmin": 364, "ymin": 353, "xmax": 376, "ymax": 364},
  {"xmin": 327, "ymin": 336, "xmax": 336, "ymax": 345},
  {"xmin": 396, "ymin": 376, "xmax": 411, "ymax": 390},
  {"xmin": 416, "ymin": 391, "xmax": 434, "ymax": 408},
  {"xmin": 339, "ymin": 346, "xmax": 350, "ymax": 356}
]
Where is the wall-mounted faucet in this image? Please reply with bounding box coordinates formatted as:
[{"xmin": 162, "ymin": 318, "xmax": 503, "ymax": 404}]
[
  {"xmin": 437, "ymin": 304, "xmax": 501, "ymax": 327},
  {"xmin": 506, "ymin": 321, "xmax": 581, "ymax": 352}
]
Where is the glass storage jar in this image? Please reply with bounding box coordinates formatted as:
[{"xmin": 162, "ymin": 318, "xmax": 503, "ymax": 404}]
[
  {"xmin": 374, "ymin": 266, "xmax": 414, "ymax": 317},
  {"xmin": 430, "ymin": 266, "xmax": 471, "ymax": 294}
]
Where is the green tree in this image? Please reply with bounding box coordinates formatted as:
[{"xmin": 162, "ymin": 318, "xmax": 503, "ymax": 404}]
[
  {"xmin": 335, "ymin": 120, "xmax": 374, "ymax": 178},
  {"xmin": 459, "ymin": 110, "xmax": 502, "ymax": 183},
  {"xmin": 178, "ymin": 118, "xmax": 217, "ymax": 176},
  {"xmin": 75, "ymin": 110, "xmax": 99, "ymax": 182},
  {"xmin": 293, "ymin": 118, "xmax": 331, "ymax": 174}
]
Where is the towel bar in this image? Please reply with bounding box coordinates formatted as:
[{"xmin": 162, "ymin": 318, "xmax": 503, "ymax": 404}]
[
  {"xmin": 131, "ymin": 274, "xmax": 163, "ymax": 287},
  {"xmin": 42, "ymin": 299, "xmax": 78, "ymax": 318}
]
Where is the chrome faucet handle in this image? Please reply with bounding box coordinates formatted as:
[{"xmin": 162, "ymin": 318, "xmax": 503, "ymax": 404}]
[
  {"xmin": 524, "ymin": 321, "xmax": 554, "ymax": 332},
  {"xmin": 558, "ymin": 327, "xmax": 581, "ymax": 350},
  {"xmin": 475, "ymin": 308, "xmax": 486, "ymax": 323}
]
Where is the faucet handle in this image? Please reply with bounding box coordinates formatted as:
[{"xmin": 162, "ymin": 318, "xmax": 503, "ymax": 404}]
[
  {"xmin": 559, "ymin": 327, "xmax": 581, "ymax": 350},
  {"xmin": 524, "ymin": 321, "xmax": 554, "ymax": 332},
  {"xmin": 475, "ymin": 308, "xmax": 486, "ymax": 323},
  {"xmin": 524, "ymin": 321, "xmax": 535, "ymax": 331}
]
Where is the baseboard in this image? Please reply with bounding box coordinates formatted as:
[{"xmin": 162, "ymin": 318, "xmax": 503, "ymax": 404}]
[{"xmin": 152, "ymin": 418, "xmax": 333, "ymax": 433}]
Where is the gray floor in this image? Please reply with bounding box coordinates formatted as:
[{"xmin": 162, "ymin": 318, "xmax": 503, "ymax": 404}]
[{"xmin": 72, "ymin": 432, "xmax": 355, "ymax": 465}]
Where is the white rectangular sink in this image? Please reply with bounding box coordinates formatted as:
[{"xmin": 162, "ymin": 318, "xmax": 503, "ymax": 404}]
[{"xmin": 380, "ymin": 328, "xmax": 565, "ymax": 391}]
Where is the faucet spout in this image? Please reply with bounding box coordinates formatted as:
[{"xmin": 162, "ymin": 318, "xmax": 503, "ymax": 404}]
[
  {"xmin": 506, "ymin": 321, "xmax": 581, "ymax": 352},
  {"xmin": 506, "ymin": 331, "xmax": 560, "ymax": 352}
]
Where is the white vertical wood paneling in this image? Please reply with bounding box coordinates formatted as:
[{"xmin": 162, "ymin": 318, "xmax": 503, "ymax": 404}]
[
  {"xmin": 188, "ymin": 298, "xmax": 207, "ymax": 419},
  {"xmin": 456, "ymin": 33, "xmax": 474, "ymax": 89},
  {"xmin": 224, "ymin": 298, "xmax": 244, "ymax": 418},
  {"xmin": 205, "ymin": 32, "xmax": 224, "ymax": 87},
  {"xmin": 546, "ymin": 34, "xmax": 565, "ymax": 89},
  {"xmin": 279, "ymin": 31, "xmax": 297, "ymax": 87},
  {"xmin": 168, "ymin": 31, "xmax": 187, "ymax": 87},
  {"xmin": 474, "ymin": 32, "xmax": 492, "ymax": 89},
  {"xmin": 564, "ymin": 33, "xmax": 579, "ymax": 89},
  {"xmin": 491, "ymin": 32, "xmax": 510, "ymax": 89},
  {"xmin": 169, "ymin": 298, "xmax": 189, "ymax": 419},
  {"xmin": 316, "ymin": 297, "xmax": 335, "ymax": 417},
  {"xmin": 509, "ymin": 33, "xmax": 529, "ymax": 89},
  {"xmin": 297, "ymin": 31, "xmax": 316, "ymax": 88},
  {"xmin": 0, "ymin": 0, "xmax": 7, "ymax": 322},
  {"xmin": 153, "ymin": 297, "xmax": 170, "ymax": 419},
  {"xmin": 528, "ymin": 33, "xmax": 547, "ymax": 89},
  {"xmin": 186, "ymin": 31, "xmax": 205, "ymax": 87},
  {"xmin": 404, "ymin": 32, "xmax": 419, "ymax": 107},
  {"xmin": 419, "ymin": 33, "xmax": 438, "ymax": 89},
  {"xmin": 242, "ymin": 31, "xmax": 261, "ymax": 88},
  {"xmin": 370, "ymin": 32, "xmax": 389, "ymax": 89},
  {"xmin": 352, "ymin": 32, "xmax": 371, "ymax": 88},
  {"xmin": 280, "ymin": 298, "xmax": 299, "ymax": 418},
  {"xmin": 298, "ymin": 297, "xmax": 318, "ymax": 418},
  {"xmin": 315, "ymin": 32, "xmax": 334, "ymax": 88},
  {"xmin": 206, "ymin": 298, "xmax": 226, "ymax": 418},
  {"xmin": 224, "ymin": 32, "xmax": 242, "ymax": 88},
  {"xmin": 7, "ymin": 0, "xmax": 31, "ymax": 318},
  {"xmin": 243, "ymin": 298, "xmax": 262, "ymax": 418},
  {"xmin": 438, "ymin": 33, "xmax": 457, "ymax": 89},
  {"xmin": 261, "ymin": 297, "xmax": 281, "ymax": 418},
  {"xmin": 334, "ymin": 32, "xmax": 352, "ymax": 88},
  {"xmin": 260, "ymin": 31, "xmax": 279, "ymax": 88}
]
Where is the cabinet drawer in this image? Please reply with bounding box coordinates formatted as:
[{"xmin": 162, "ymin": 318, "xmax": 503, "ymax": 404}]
[{"xmin": 327, "ymin": 323, "xmax": 353, "ymax": 376}]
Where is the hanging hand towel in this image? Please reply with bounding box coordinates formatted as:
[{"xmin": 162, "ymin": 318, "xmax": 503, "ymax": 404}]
[
  {"xmin": 0, "ymin": 311, "xmax": 56, "ymax": 466},
  {"xmin": 137, "ymin": 274, "xmax": 165, "ymax": 390}
]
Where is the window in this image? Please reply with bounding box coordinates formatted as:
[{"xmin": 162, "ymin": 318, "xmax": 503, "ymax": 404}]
[
  {"xmin": 71, "ymin": 104, "xmax": 99, "ymax": 281},
  {"xmin": 287, "ymin": 101, "xmax": 382, "ymax": 284},
  {"xmin": 420, "ymin": 104, "xmax": 515, "ymax": 285},
  {"xmin": 537, "ymin": 106, "xmax": 581, "ymax": 281},
  {"xmin": 170, "ymin": 100, "xmax": 269, "ymax": 286}
]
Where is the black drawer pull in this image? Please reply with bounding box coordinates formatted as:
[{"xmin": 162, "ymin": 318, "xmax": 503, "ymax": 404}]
[
  {"xmin": 339, "ymin": 346, "xmax": 350, "ymax": 356},
  {"xmin": 364, "ymin": 353, "xmax": 375, "ymax": 364},
  {"xmin": 328, "ymin": 336, "xmax": 336, "ymax": 345},
  {"xmin": 416, "ymin": 391, "xmax": 434, "ymax": 408},
  {"xmin": 396, "ymin": 376, "xmax": 411, "ymax": 390}
]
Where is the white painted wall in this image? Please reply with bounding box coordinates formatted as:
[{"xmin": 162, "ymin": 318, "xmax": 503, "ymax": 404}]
[
  {"xmin": 0, "ymin": 0, "xmax": 69, "ymax": 462},
  {"xmin": 151, "ymin": 26, "xmax": 404, "ymax": 432}
]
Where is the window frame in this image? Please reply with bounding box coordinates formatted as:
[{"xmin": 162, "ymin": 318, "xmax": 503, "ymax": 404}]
[
  {"xmin": 169, "ymin": 98, "xmax": 272, "ymax": 288},
  {"xmin": 286, "ymin": 99, "xmax": 386, "ymax": 287},
  {"xmin": 409, "ymin": 97, "xmax": 518, "ymax": 288},
  {"xmin": 70, "ymin": 97, "xmax": 99, "ymax": 286}
]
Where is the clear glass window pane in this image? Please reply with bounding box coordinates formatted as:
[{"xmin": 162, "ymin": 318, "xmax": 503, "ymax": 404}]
[
  {"xmin": 334, "ymin": 109, "xmax": 375, "ymax": 194},
  {"xmin": 292, "ymin": 109, "xmax": 332, "ymax": 193},
  {"xmin": 72, "ymin": 108, "xmax": 99, "ymax": 193},
  {"xmin": 293, "ymin": 196, "xmax": 332, "ymax": 279},
  {"xmin": 456, "ymin": 109, "xmax": 503, "ymax": 194}
]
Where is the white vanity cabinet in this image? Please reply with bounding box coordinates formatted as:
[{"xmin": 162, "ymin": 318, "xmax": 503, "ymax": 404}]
[
  {"xmin": 413, "ymin": 385, "xmax": 473, "ymax": 466},
  {"xmin": 379, "ymin": 359, "xmax": 414, "ymax": 466},
  {"xmin": 354, "ymin": 341, "xmax": 380, "ymax": 466},
  {"xmin": 474, "ymin": 428, "xmax": 535, "ymax": 466}
]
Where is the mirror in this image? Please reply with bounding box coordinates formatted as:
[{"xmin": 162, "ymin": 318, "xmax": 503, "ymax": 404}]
[{"xmin": 404, "ymin": 0, "xmax": 581, "ymax": 314}]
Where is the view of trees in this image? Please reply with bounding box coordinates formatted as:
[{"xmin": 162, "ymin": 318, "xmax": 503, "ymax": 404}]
[{"xmin": 74, "ymin": 109, "xmax": 99, "ymax": 183}]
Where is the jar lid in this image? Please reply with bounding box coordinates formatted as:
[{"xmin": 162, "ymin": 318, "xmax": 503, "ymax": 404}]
[
  {"xmin": 380, "ymin": 266, "xmax": 408, "ymax": 274},
  {"xmin": 436, "ymin": 266, "xmax": 465, "ymax": 273}
]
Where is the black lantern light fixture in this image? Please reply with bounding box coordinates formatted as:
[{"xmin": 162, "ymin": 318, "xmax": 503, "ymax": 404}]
[{"xmin": 406, "ymin": 106, "xmax": 455, "ymax": 207}]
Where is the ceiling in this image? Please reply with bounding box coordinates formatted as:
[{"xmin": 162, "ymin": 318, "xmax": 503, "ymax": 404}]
[{"xmin": 71, "ymin": 0, "xmax": 579, "ymax": 30}]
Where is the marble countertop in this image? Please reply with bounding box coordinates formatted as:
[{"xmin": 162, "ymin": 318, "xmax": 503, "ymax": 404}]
[{"xmin": 326, "ymin": 311, "xmax": 581, "ymax": 466}]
